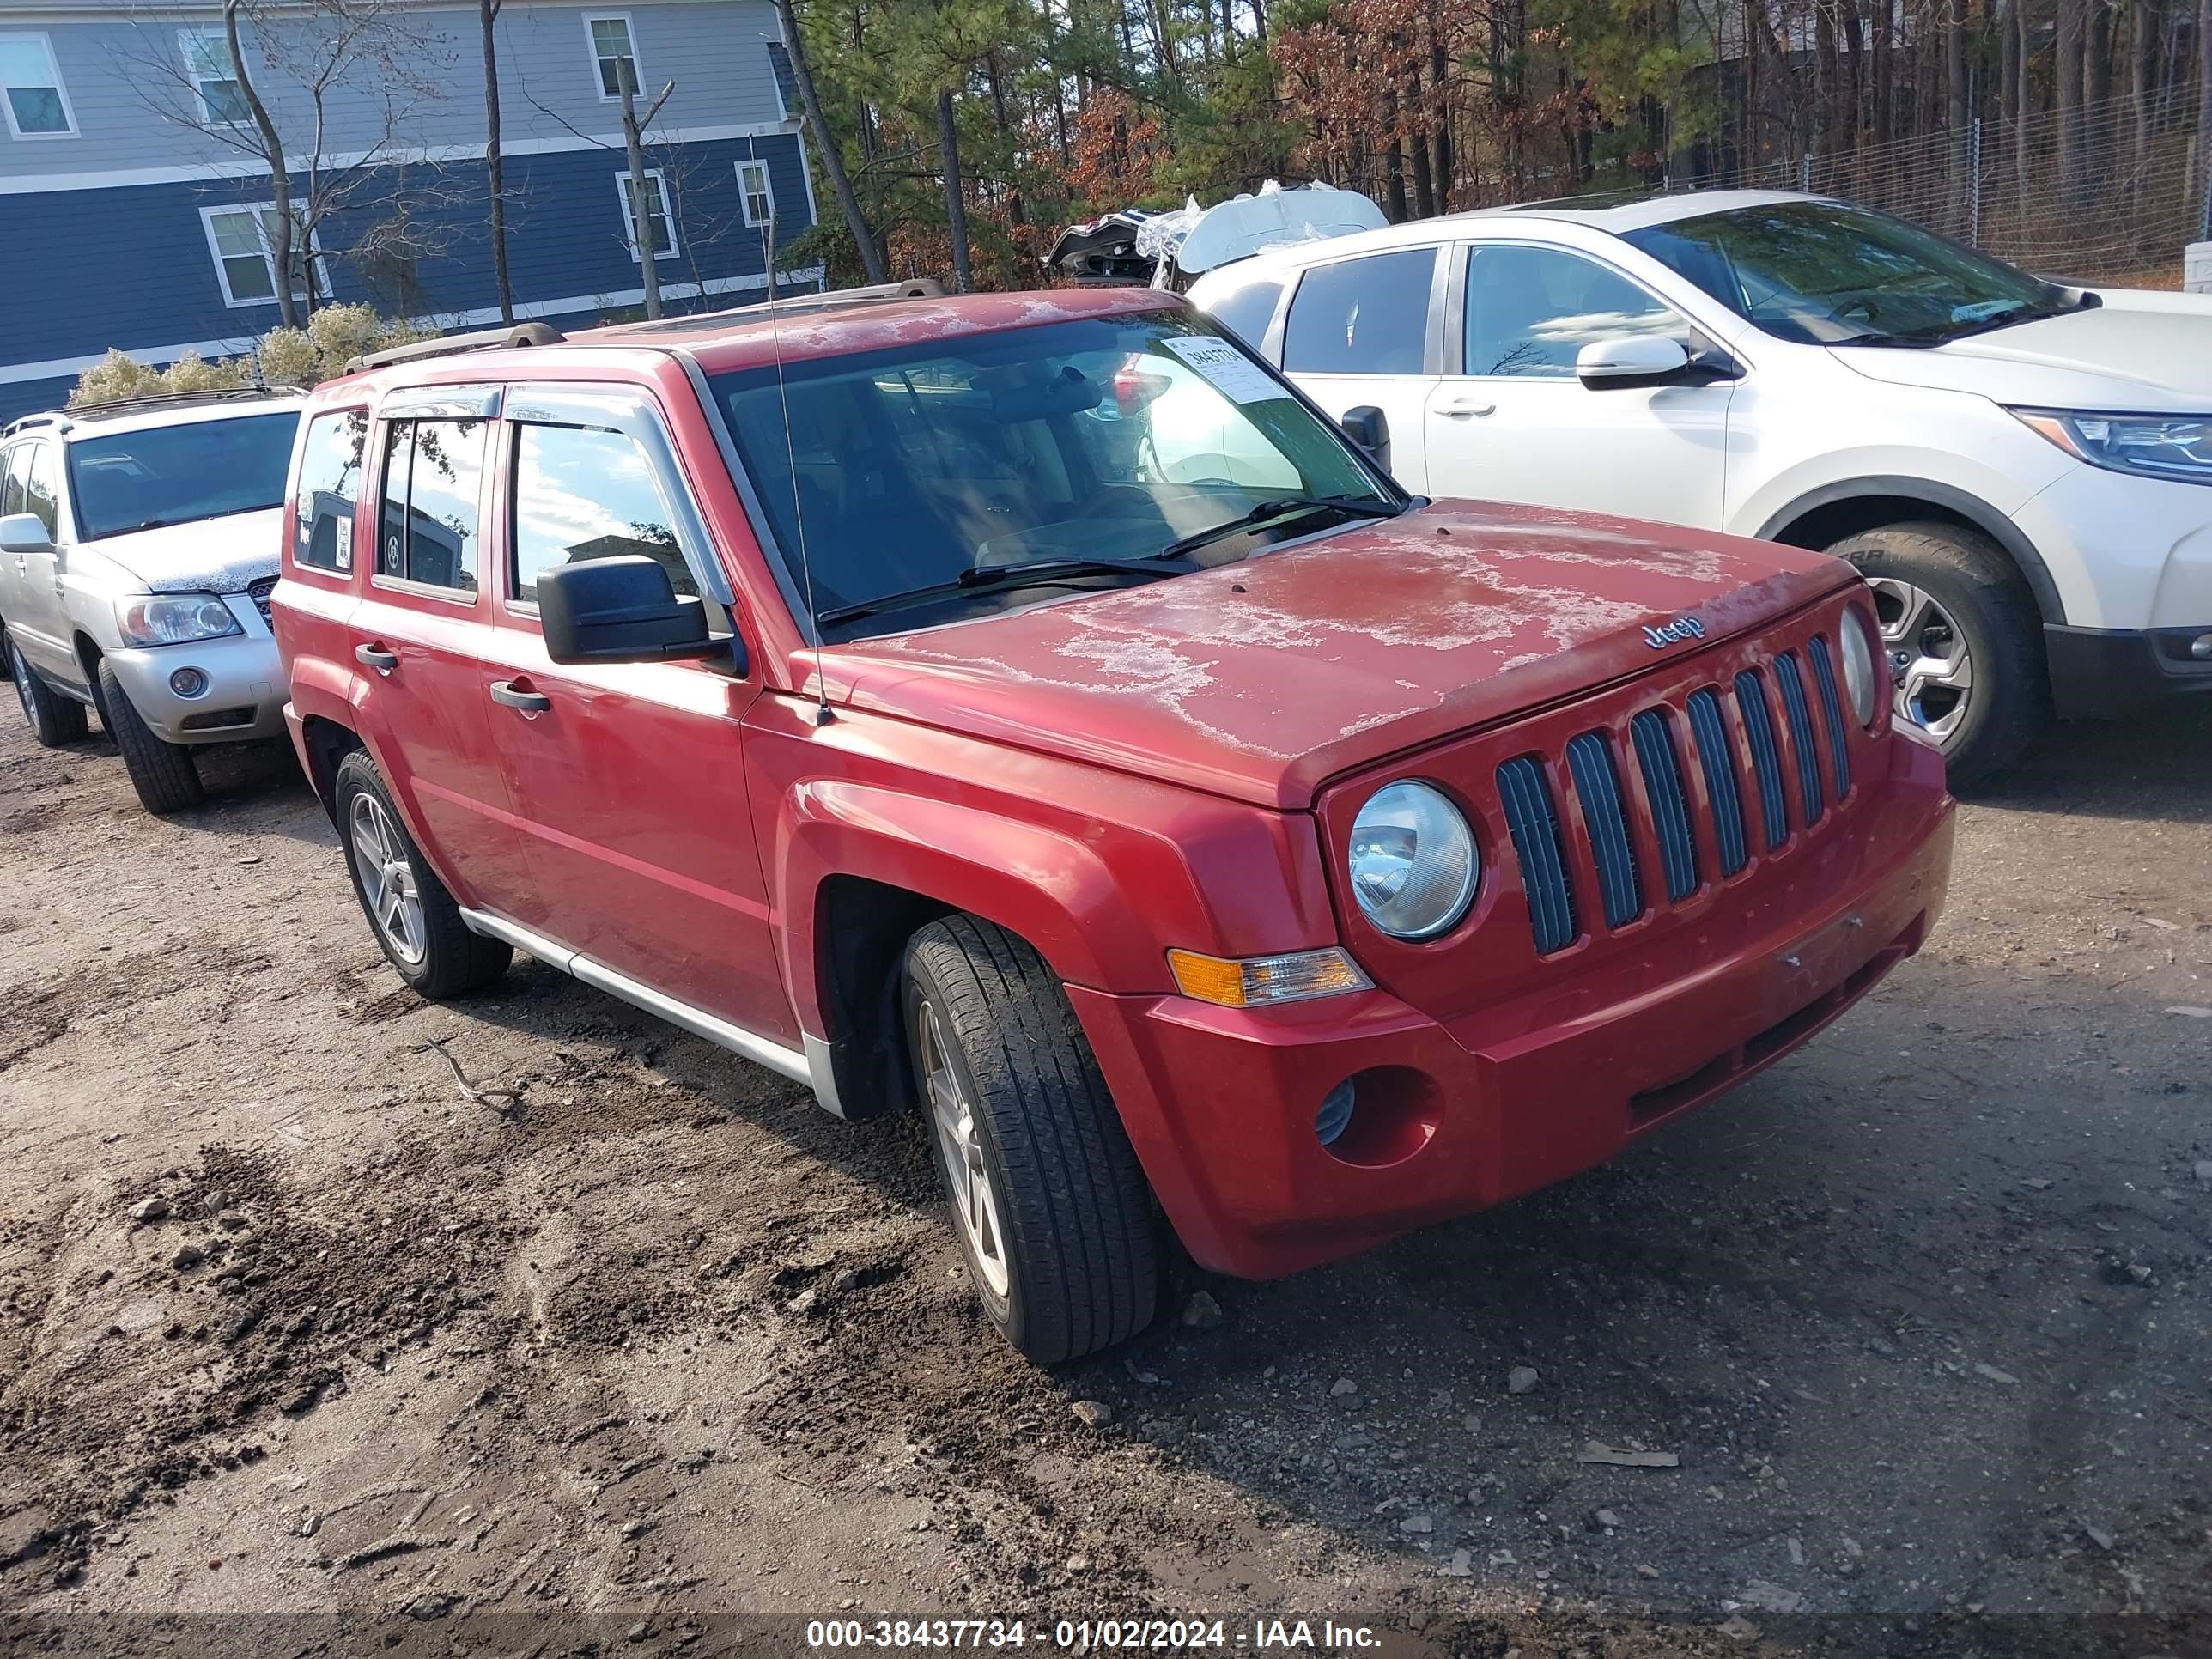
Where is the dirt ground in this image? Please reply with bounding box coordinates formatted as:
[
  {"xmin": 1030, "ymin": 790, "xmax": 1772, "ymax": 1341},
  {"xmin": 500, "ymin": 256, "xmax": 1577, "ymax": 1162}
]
[{"xmin": 1, "ymin": 702, "xmax": 2208, "ymax": 1659}]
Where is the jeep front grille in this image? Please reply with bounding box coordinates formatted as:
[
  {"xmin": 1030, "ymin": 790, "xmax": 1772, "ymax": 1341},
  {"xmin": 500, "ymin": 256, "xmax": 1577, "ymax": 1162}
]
[{"xmin": 1500, "ymin": 633, "xmax": 1860, "ymax": 956}]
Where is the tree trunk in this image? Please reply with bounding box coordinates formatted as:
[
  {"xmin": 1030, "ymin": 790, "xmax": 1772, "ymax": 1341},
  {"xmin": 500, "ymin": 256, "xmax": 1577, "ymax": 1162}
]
[
  {"xmin": 619, "ymin": 78, "xmax": 663, "ymax": 319},
  {"xmin": 937, "ymin": 88, "xmax": 972, "ymax": 293},
  {"xmin": 224, "ymin": 0, "xmax": 297, "ymax": 329},
  {"xmin": 2199, "ymin": 0, "xmax": 2212, "ymax": 234},
  {"xmin": 481, "ymin": 0, "xmax": 513, "ymax": 323},
  {"xmin": 1429, "ymin": 21, "xmax": 1451, "ymax": 204},
  {"xmin": 2056, "ymin": 0, "xmax": 2085, "ymax": 196},
  {"xmin": 1408, "ymin": 70, "xmax": 1437, "ymax": 216},
  {"xmin": 985, "ymin": 52, "xmax": 1024, "ymax": 231},
  {"xmin": 1248, "ymin": 0, "xmax": 1267, "ymax": 37},
  {"xmin": 771, "ymin": 0, "xmax": 886, "ymax": 283},
  {"xmin": 1947, "ymin": 0, "xmax": 1969, "ymax": 221},
  {"xmin": 2014, "ymin": 0, "xmax": 2032, "ymax": 185}
]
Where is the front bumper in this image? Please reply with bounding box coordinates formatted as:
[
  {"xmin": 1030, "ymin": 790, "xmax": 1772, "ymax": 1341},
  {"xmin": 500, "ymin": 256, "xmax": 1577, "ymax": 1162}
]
[
  {"xmin": 101, "ymin": 598, "xmax": 287, "ymax": 744},
  {"xmin": 2044, "ymin": 623, "xmax": 2212, "ymax": 719},
  {"xmin": 1071, "ymin": 732, "xmax": 1955, "ymax": 1279}
]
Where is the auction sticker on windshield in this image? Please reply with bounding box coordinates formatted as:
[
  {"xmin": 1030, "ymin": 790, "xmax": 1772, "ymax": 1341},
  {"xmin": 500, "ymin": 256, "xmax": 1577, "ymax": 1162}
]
[{"xmin": 1161, "ymin": 334, "xmax": 1283, "ymax": 404}]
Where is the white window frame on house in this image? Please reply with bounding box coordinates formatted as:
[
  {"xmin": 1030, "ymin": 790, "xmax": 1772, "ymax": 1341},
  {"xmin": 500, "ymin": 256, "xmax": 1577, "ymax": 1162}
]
[
  {"xmin": 614, "ymin": 168, "xmax": 678, "ymax": 261},
  {"xmin": 737, "ymin": 158, "xmax": 775, "ymax": 229},
  {"xmin": 199, "ymin": 202, "xmax": 329, "ymax": 308},
  {"xmin": 177, "ymin": 27, "xmax": 248, "ymax": 126},
  {"xmin": 0, "ymin": 31, "xmax": 77, "ymax": 140},
  {"xmin": 584, "ymin": 13, "xmax": 640, "ymax": 104}
]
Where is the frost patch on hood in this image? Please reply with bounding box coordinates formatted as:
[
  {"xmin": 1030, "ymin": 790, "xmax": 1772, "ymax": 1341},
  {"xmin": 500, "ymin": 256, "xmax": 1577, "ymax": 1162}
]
[{"xmin": 83, "ymin": 512, "xmax": 284, "ymax": 594}]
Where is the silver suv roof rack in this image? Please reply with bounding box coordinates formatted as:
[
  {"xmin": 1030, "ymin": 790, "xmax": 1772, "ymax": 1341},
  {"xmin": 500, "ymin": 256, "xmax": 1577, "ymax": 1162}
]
[
  {"xmin": 58, "ymin": 385, "xmax": 307, "ymax": 424},
  {"xmin": 613, "ymin": 279, "xmax": 947, "ymax": 337},
  {"xmin": 343, "ymin": 321, "xmax": 565, "ymax": 377}
]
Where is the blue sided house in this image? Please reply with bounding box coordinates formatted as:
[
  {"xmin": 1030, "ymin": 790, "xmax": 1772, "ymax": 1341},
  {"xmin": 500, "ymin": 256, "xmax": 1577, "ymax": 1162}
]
[{"xmin": 0, "ymin": 0, "xmax": 822, "ymax": 420}]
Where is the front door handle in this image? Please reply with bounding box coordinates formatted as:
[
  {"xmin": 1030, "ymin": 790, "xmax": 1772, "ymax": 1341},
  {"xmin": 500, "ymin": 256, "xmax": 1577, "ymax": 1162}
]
[
  {"xmin": 1437, "ymin": 396, "xmax": 1497, "ymax": 419},
  {"xmin": 489, "ymin": 678, "xmax": 551, "ymax": 714},
  {"xmin": 356, "ymin": 643, "xmax": 398, "ymax": 672}
]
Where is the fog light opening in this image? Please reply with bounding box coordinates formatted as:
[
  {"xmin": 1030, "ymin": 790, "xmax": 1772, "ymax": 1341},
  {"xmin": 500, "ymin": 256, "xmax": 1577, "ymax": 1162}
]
[
  {"xmin": 168, "ymin": 666, "xmax": 210, "ymax": 699},
  {"xmin": 1314, "ymin": 1079, "xmax": 1356, "ymax": 1147},
  {"xmin": 2191, "ymin": 632, "xmax": 2212, "ymax": 661},
  {"xmin": 1316, "ymin": 1066, "xmax": 1442, "ymax": 1169}
]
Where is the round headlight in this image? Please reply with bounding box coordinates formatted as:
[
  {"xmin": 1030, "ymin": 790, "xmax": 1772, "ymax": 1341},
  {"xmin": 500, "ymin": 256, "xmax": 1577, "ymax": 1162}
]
[
  {"xmin": 1839, "ymin": 605, "xmax": 1879, "ymax": 726},
  {"xmin": 1347, "ymin": 781, "xmax": 1479, "ymax": 940}
]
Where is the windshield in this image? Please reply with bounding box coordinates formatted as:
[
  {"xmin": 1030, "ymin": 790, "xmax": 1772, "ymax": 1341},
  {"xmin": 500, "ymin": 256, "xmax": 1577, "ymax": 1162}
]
[
  {"xmin": 1624, "ymin": 202, "xmax": 2067, "ymax": 347},
  {"xmin": 67, "ymin": 410, "xmax": 301, "ymax": 541},
  {"xmin": 709, "ymin": 310, "xmax": 1395, "ymax": 637}
]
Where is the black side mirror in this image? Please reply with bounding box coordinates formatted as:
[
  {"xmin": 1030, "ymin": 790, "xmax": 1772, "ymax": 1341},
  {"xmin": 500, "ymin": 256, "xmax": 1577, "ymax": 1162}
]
[
  {"xmin": 1339, "ymin": 405, "xmax": 1390, "ymax": 472},
  {"xmin": 538, "ymin": 556, "xmax": 728, "ymax": 667}
]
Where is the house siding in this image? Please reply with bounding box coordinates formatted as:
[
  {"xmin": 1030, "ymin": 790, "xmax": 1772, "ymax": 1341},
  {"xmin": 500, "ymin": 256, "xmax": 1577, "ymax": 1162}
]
[{"xmin": 0, "ymin": 0, "xmax": 817, "ymax": 420}]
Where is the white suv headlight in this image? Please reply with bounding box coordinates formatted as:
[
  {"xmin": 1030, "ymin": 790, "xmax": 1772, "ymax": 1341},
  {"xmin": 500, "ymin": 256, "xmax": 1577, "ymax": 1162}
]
[
  {"xmin": 1347, "ymin": 781, "xmax": 1479, "ymax": 940},
  {"xmin": 118, "ymin": 593, "xmax": 244, "ymax": 647},
  {"xmin": 2011, "ymin": 408, "xmax": 2212, "ymax": 486},
  {"xmin": 1838, "ymin": 605, "xmax": 1879, "ymax": 726}
]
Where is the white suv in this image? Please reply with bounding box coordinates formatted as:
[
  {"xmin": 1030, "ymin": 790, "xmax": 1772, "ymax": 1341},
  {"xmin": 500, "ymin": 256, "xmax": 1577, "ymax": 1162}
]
[
  {"xmin": 1188, "ymin": 190, "xmax": 2212, "ymax": 781},
  {"xmin": 1, "ymin": 389, "xmax": 304, "ymax": 812}
]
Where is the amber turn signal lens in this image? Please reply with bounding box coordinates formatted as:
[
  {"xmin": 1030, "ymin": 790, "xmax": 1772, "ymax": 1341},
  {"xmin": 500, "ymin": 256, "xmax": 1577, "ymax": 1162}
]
[{"xmin": 1167, "ymin": 946, "xmax": 1373, "ymax": 1007}]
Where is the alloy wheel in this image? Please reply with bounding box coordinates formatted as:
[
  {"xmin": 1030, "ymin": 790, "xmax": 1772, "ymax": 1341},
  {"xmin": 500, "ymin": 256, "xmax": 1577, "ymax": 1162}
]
[
  {"xmin": 1868, "ymin": 577, "xmax": 1972, "ymax": 744},
  {"xmin": 915, "ymin": 996, "xmax": 1011, "ymax": 1297},
  {"xmin": 349, "ymin": 792, "xmax": 427, "ymax": 965}
]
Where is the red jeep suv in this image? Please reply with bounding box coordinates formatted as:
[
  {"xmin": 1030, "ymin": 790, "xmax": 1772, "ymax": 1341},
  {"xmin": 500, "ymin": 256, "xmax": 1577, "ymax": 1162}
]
[{"xmin": 272, "ymin": 285, "xmax": 1954, "ymax": 1362}]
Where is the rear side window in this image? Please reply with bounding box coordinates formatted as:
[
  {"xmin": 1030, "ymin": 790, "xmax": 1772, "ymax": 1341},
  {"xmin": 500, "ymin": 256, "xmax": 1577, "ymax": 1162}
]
[
  {"xmin": 1206, "ymin": 279, "xmax": 1282, "ymax": 351},
  {"xmin": 1, "ymin": 445, "xmax": 30, "ymax": 519},
  {"xmin": 293, "ymin": 409, "xmax": 368, "ymax": 572},
  {"xmin": 507, "ymin": 423, "xmax": 697, "ymax": 605},
  {"xmin": 377, "ymin": 418, "xmax": 486, "ymax": 592},
  {"xmin": 1282, "ymin": 250, "xmax": 1435, "ymax": 375}
]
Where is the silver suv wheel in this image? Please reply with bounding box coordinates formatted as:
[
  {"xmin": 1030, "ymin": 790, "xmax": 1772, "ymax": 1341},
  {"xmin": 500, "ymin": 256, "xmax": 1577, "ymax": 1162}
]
[
  {"xmin": 349, "ymin": 792, "xmax": 427, "ymax": 964},
  {"xmin": 1869, "ymin": 577, "xmax": 1973, "ymax": 744}
]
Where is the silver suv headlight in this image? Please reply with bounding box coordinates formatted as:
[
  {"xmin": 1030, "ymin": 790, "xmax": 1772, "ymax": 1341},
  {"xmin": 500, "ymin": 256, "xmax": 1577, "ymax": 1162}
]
[
  {"xmin": 118, "ymin": 593, "xmax": 244, "ymax": 647},
  {"xmin": 1838, "ymin": 604, "xmax": 1879, "ymax": 726},
  {"xmin": 1347, "ymin": 781, "xmax": 1479, "ymax": 940},
  {"xmin": 2011, "ymin": 408, "xmax": 2212, "ymax": 486}
]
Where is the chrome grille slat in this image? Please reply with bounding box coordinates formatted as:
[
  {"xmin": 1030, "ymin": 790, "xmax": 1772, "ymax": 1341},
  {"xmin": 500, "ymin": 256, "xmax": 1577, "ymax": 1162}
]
[
  {"xmin": 1497, "ymin": 756, "xmax": 1577, "ymax": 954},
  {"xmin": 1807, "ymin": 635, "xmax": 1852, "ymax": 798},
  {"xmin": 1630, "ymin": 709, "xmax": 1699, "ymax": 902},
  {"xmin": 1565, "ymin": 731, "xmax": 1641, "ymax": 930},
  {"xmin": 1685, "ymin": 688, "xmax": 1748, "ymax": 878},
  {"xmin": 1734, "ymin": 670, "xmax": 1790, "ymax": 851},
  {"xmin": 1773, "ymin": 652, "xmax": 1825, "ymax": 824}
]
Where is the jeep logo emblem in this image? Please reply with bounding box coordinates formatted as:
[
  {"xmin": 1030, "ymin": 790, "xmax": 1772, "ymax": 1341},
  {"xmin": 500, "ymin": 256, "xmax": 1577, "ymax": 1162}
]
[{"xmin": 1643, "ymin": 616, "xmax": 1707, "ymax": 649}]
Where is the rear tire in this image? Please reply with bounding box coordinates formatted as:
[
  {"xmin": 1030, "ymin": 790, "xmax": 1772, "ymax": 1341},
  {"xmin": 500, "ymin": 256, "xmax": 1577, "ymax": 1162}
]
[
  {"xmin": 97, "ymin": 659, "xmax": 203, "ymax": 814},
  {"xmin": 1824, "ymin": 521, "xmax": 2047, "ymax": 786},
  {"xmin": 332, "ymin": 750, "xmax": 512, "ymax": 998},
  {"xmin": 9, "ymin": 636, "xmax": 89, "ymax": 748},
  {"xmin": 902, "ymin": 915, "xmax": 1158, "ymax": 1364}
]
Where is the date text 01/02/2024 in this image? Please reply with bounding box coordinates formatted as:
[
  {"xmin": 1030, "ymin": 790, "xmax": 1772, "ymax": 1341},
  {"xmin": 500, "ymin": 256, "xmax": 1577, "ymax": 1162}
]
[{"xmin": 802, "ymin": 1619, "xmax": 1385, "ymax": 1650}]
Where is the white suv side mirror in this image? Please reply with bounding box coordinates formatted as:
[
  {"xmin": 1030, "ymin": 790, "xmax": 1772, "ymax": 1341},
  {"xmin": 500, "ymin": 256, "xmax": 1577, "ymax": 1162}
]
[
  {"xmin": 0, "ymin": 512, "xmax": 53, "ymax": 553},
  {"xmin": 1576, "ymin": 336, "xmax": 1693, "ymax": 388}
]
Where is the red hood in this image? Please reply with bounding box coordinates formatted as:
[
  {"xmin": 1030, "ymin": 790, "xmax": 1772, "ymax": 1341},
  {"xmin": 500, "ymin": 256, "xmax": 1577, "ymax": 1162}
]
[{"xmin": 817, "ymin": 500, "xmax": 1856, "ymax": 808}]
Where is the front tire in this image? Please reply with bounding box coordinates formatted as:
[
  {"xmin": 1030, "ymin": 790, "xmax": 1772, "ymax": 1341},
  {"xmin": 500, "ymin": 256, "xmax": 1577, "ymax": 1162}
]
[
  {"xmin": 9, "ymin": 636, "xmax": 89, "ymax": 749},
  {"xmin": 1824, "ymin": 521, "xmax": 2047, "ymax": 786},
  {"xmin": 902, "ymin": 915, "xmax": 1158, "ymax": 1363},
  {"xmin": 97, "ymin": 659, "xmax": 203, "ymax": 814},
  {"xmin": 332, "ymin": 750, "xmax": 511, "ymax": 998}
]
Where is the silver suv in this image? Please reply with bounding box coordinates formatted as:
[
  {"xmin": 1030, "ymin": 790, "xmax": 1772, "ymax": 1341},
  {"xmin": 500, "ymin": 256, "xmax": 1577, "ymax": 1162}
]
[{"xmin": 0, "ymin": 388, "xmax": 305, "ymax": 813}]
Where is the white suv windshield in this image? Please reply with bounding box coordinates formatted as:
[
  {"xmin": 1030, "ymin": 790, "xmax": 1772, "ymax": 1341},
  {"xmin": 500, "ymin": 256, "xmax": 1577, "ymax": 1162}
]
[
  {"xmin": 67, "ymin": 411, "xmax": 302, "ymax": 541},
  {"xmin": 710, "ymin": 311, "xmax": 1396, "ymax": 635},
  {"xmin": 1626, "ymin": 202, "xmax": 2069, "ymax": 348}
]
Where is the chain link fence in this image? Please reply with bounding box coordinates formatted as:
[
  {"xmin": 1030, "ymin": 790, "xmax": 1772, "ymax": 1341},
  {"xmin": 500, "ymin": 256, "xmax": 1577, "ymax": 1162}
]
[{"xmin": 1667, "ymin": 89, "xmax": 2209, "ymax": 286}]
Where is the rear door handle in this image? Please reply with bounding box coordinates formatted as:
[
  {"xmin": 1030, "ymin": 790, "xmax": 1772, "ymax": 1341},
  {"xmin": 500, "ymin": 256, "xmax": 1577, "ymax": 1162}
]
[
  {"xmin": 1437, "ymin": 396, "xmax": 1497, "ymax": 419},
  {"xmin": 356, "ymin": 643, "xmax": 398, "ymax": 672},
  {"xmin": 489, "ymin": 679, "xmax": 551, "ymax": 714}
]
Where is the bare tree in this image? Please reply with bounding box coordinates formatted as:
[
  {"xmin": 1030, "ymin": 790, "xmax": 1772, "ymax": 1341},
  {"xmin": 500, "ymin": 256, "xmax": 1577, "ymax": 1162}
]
[
  {"xmin": 618, "ymin": 73, "xmax": 677, "ymax": 318},
  {"xmin": 118, "ymin": 0, "xmax": 456, "ymax": 328},
  {"xmin": 937, "ymin": 87, "xmax": 972, "ymax": 291},
  {"xmin": 481, "ymin": 0, "xmax": 513, "ymax": 323}
]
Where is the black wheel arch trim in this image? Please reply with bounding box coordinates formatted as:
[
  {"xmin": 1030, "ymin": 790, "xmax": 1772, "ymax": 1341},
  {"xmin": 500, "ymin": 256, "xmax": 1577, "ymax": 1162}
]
[{"xmin": 1755, "ymin": 477, "xmax": 2068, "ymax": 627}]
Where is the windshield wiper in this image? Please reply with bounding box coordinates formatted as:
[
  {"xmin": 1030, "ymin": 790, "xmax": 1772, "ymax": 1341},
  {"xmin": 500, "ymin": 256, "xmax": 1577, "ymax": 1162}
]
[
  {"xmin": 815, "ymin": 555, "xmax": 1198, "ymax": 628},
  {"xmin": 1152, "ymin": 495, "xmax": 1401, "ymax": 563}
]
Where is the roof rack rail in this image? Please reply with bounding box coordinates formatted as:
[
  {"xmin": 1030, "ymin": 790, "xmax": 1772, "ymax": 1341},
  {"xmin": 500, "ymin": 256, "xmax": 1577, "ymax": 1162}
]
[
  {"xmin": 0, "ymin": 411, "xmax": 70, "ymax": 440},
  {"xmin": 344, "ymin": 321, "xmax": 564, "ymax": 376},
  {"xmin": 620, "ymin": 279, "xmax": 948, "ymax": 338},
  {"xmin": 61, "ymin": 384, "xmax": 307, "ymax": 422}
]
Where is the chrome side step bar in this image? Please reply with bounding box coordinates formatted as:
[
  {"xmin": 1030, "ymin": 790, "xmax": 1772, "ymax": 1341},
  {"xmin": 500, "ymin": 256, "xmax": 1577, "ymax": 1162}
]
[{"xmin": 459, "ymin": 908, "xmax": 815, "ymax": 1089}]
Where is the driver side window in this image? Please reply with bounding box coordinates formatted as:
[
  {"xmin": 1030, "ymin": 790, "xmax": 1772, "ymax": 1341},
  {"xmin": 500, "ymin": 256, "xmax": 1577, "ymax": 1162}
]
[{"xmin": 1462, "ymin": 245, "xmax": 1693, "ymax": 378}]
